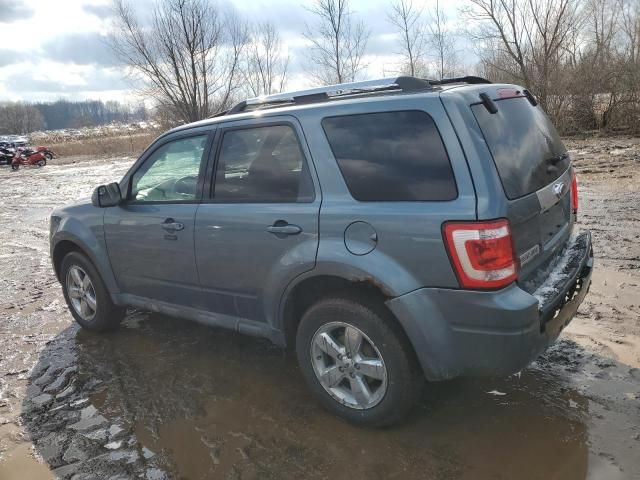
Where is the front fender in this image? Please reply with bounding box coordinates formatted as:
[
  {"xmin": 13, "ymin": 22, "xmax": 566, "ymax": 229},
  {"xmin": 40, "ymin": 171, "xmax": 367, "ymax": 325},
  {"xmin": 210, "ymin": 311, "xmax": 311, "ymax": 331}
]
[{"xmin": 51, "ymin": 213, "xmax": 120, "ymax": 296}]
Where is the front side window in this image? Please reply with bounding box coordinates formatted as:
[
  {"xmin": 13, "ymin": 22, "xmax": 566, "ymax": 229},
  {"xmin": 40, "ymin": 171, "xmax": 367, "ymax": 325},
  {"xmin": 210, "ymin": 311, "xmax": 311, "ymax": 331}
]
[
  {"xmin": 322, "ymin": 110, "xmax": 457, "ymax": 201},
  {"xmin": 212, "ymin": 124, "xmax": 314, "ymax": 203},
  {"xmin": 130, "ymin": 135, "xmax": 208, "ymax": 202}
]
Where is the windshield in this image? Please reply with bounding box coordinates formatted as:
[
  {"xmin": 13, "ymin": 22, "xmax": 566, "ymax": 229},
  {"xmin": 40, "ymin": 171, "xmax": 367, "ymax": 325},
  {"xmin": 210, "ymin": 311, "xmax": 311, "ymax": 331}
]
[{"xmin": 472, "ymin": 97, "xmax": 569, "ymax": 199}]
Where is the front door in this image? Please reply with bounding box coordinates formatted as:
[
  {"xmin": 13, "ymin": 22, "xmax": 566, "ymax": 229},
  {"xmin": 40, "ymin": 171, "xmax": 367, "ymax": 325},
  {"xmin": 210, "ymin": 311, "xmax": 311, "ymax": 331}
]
[
  {"xmin": 105, "ymin": 133, "xmax": 211, "ymax": 307},
  {"xmin": 195, "ymin": 119, "xmax": 320, "ymax": 323}
]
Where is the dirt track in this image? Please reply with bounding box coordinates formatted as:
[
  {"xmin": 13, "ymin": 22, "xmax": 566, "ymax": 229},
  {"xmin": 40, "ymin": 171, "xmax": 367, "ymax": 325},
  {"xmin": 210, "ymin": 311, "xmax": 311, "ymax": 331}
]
[{"xmin": 0, "ymin": 139, "xmax": 638, "ymax": 479}]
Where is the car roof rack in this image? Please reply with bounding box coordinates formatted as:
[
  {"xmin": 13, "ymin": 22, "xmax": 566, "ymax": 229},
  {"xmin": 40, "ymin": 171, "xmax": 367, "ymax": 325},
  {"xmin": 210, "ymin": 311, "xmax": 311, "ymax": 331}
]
[
  {"xmin": 219, "ymin": 76, "xmax": 430, "ymax": 116},
  {"xmin": 216, "ymin": 75, "xmax": 492, "ymax": 117},
  {"xmin": 430, "ymin": 76, "xmax": 492, "ymax": 86}
]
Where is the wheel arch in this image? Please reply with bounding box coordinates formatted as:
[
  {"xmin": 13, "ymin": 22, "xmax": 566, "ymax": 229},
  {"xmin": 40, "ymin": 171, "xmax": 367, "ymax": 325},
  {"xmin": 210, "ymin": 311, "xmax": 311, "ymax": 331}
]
[
  {"xmin": 52, "ymin": 239, "xmax": 88, "ymax": 281},
  {"xmin": 51, "ymin": 232, "xmax": 120, "ymax": 297},
  {"xmin": 279, "ymin": 273, "xmax": 406, "ymax": 350}
]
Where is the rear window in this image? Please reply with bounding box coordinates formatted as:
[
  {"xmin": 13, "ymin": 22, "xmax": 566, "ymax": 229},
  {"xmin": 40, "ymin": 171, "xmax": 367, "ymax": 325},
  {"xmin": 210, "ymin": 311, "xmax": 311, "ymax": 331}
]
[
  {"xmin": 322, "ymin": 110, "xmax": 457, "ymax": 201},
  {"xmin": 472, "ymin": 97, "xmax": 569, "ymax": 199}
]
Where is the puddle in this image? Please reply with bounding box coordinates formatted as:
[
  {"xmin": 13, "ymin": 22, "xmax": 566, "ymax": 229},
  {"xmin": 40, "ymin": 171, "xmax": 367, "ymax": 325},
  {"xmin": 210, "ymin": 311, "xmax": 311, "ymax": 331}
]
[
  {"xmin": 19, "ymin": 312, "xmax": 639, "ymax": 479},
  {"xmin": 0, "ymin": 442, "xmax": 53, "ymax": 480}
]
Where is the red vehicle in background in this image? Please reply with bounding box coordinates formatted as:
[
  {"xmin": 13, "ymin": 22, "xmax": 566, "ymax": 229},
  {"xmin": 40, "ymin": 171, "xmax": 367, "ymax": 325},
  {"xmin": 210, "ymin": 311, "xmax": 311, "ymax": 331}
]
[{"xmin": 11, "ymin": 146, "xmax": 55, "ymax": 171}]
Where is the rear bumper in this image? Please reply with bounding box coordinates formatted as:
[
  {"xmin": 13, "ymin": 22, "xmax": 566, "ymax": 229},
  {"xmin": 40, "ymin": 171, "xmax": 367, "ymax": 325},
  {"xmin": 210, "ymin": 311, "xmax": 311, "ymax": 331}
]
[{"xmin": 386, "ymin": 231, "xmax": 593, "ymax": 380}]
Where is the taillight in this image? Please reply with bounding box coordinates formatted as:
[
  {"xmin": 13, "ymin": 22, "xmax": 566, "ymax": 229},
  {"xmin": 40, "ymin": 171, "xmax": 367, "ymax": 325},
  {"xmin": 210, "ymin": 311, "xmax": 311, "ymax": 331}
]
[
  {"xmin": 570, "ymin": 170, "xmax": 578, "ymax": 216},
  {"xmin": 443, "ymin": 219, "xmax": 518, "ymax": 290}
]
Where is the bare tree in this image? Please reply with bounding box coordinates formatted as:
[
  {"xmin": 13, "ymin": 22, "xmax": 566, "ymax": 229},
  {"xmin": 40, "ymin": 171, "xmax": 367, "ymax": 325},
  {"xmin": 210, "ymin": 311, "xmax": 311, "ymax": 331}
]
[
  {"xmin": 463, "ymin": 0, "xmax": 583, "ymax": 116},
  {"xmin": 427, "ymin": 0, "xmax": 460, "ymax": 79},
  {"xmin": 109, "ymin": 0, "xmax": 248, "ymax": 124},
  {"xmin": 241, "ymin": 22, "xmax": 289, "ymax": 97},
  {"xmin": 0, "ymin": 103, "xmax": 44, "ymax": 135},
  {"xmin": 388, "ymin": 0, "xmax": 428, "ymax": 77},
  {"xmin": 303, "ymin": 0, "xmax": 370, "ymax": 84},
  {"xmin": 620, "ymin": 0, "xmax": 640, "ymax": 65}
]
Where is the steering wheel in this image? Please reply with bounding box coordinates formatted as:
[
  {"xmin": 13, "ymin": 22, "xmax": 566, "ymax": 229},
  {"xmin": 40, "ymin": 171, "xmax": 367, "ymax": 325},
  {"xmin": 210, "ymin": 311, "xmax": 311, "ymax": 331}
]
[{"xmin": 174, "ymin": 176, "xmax": 197, "ymax": 196}]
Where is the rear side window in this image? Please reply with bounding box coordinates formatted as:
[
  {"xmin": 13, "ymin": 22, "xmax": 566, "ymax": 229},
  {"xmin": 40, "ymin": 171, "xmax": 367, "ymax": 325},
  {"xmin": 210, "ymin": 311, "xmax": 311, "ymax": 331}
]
[
  {"xmin": 322, "ymin": 111, "xmax": 457, "ymax": 201},
  {"xmin": 212, "ymin": 124, "xmax": 314, "ymax": 203},
  {"xmin": 472, "ymin": 97, "xmax": 569, "ymax": 199}
]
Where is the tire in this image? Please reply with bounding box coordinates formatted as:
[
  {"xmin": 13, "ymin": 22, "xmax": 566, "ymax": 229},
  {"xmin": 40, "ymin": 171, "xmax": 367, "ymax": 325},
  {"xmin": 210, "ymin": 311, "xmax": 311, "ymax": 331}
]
[
  {"xmin": 37, "ymin": 159, "xmax": 46, "ymax": 167},
  {"xmin": 45, "ymin": 152, "xmax": 53, "ymax": 160},
  {"xmin": 296, "ymin": 296, "xmax": 423, "ymax": 427},
  {"xmin": 11, "ymin": 164, "xmax": 19, "ymax": 171},
  {"xmin": 60, "ymin": 251, "xmax": 124, "ymax": 332}
]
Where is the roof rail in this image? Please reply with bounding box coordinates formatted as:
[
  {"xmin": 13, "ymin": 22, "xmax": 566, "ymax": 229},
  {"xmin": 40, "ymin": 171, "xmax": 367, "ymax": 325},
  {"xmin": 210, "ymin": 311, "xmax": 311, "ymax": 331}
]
[
  {"xmin": 215, "ymin": 75, "xmax": 491, "ymax": 117},
  {"xmin": 430, "ymin": 76, "xmax": 492, "ymax": 86},
  {"xmin": 222, "ymin": 76, "xmax": 431, "ymax": 116}
]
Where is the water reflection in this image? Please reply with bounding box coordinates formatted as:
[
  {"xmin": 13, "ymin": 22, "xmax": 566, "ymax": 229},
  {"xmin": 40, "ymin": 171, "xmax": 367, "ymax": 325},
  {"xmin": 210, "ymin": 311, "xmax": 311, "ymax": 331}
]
[{"xmin": 74, "ymin": 312, "xmax": 589, "ymax": 480}]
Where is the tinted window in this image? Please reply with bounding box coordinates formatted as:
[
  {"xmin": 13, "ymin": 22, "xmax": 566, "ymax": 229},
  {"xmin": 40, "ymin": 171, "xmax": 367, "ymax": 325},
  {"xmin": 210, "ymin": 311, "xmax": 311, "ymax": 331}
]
[
  {"xmin": 322, "ymin": 111, "xmax": 457, "ymax": 201},
  {"xmin": 212, "ymin": 125, "xmax": 314, "ymax": 203},
  {"xmin": 472, "ymin": 97, "xmax": 569, "ymax": 199},
  {"xmin": 130, "ymin": 135, "xmax": 207, "ymax": 202}
]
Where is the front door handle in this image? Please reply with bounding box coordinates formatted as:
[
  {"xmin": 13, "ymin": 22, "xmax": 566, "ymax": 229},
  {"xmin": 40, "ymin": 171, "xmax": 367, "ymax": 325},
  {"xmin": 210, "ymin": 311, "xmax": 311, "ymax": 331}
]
[
  {"xmin": 161, "ymin": 218, "xmax": 184, "ymax": 232},
  {"xmin": 267, "ymin": 221, "xmax": 302, "ymax": 236}
]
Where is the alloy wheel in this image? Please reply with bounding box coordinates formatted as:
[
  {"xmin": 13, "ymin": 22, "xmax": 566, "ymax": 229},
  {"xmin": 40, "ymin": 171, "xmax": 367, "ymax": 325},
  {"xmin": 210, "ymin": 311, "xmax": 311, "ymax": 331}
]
[
  {"xmin": 310, "ymin": 321, "xmax": 388, "ymax": 410},
  {"xmin": 66, "ymin": 265, "xmax": 97, "ymax": 321}
]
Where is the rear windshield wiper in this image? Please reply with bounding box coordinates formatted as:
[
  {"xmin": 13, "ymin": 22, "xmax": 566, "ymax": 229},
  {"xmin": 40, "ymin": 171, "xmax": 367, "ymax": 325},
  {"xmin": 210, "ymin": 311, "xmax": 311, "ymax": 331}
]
[{"xmin": 546, "ymin": 152, "xmax": 569, "ymax": 165}]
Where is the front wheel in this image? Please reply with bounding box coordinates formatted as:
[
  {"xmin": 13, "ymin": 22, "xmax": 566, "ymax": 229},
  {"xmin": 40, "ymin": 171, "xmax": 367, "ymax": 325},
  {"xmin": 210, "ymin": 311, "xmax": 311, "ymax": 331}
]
[
  {"xmin": 11, "ymin": 163, "xmax": 19, "ymax": 171},
  {"xmin": 296, "ymin": 296, "xmax": 423, "ymax": 427},
  {"xmin": 61, "ymin": 251, "xmax": 124, "ymax": 332}
]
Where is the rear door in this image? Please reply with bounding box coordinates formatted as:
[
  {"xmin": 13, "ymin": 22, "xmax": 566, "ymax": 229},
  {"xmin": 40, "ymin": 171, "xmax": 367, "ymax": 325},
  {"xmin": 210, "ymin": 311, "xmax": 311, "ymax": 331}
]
[
  {"xmin": 194, "ymin": 116, "xmax": 320, "ymax": 324},
  {"xmin": 471, "ymin": 94, "xmax": 573, "ymax": 291}
]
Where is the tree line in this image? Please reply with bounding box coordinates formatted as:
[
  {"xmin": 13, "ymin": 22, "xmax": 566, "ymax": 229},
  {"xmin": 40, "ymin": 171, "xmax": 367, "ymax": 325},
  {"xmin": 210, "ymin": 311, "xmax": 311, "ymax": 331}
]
[{"xmin": 0, "ymin": 100, "xmax": 148, "ymax": 135}]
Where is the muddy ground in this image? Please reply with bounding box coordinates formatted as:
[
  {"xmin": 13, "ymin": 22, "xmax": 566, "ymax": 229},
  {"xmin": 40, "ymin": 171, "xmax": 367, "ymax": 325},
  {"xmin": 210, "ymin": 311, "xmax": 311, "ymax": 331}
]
[{"xmin": 0, "ymin": 138, "xmax": 638, "ymax": 479}]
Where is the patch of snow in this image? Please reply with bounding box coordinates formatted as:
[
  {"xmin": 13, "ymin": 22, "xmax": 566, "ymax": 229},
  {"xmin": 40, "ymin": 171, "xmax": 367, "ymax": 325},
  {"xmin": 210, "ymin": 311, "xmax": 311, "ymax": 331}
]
[
  {"xmin": 532, "ymin": 232, "xmax": 589, "ymax": 309},
  {"xmin": 487, "ymin": 390, "xmax": 507, "ymax": 396}
]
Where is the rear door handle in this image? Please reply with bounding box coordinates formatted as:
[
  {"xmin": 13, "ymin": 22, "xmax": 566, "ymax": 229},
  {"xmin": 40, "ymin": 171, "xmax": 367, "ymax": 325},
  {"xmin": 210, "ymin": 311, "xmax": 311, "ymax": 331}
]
[
  {"xmin": 161, "ymin": 218, "xmax": 184, "ymax": 232},
  {"xmin": 267, "ymin": 222, "xmax": 302, "ymax": 236}
]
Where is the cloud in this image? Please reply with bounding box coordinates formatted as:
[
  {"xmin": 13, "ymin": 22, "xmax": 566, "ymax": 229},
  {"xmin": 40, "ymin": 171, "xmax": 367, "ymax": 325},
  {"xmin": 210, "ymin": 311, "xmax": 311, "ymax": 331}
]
[
  {"xmin": 367, "ymin": 34, "xmax": 400, "ymax": 56},
  {"xmin": 0, "ymin": 0, "xmax": 33, "ymax": 23},
  {"xmin": 82, "ymin": 3, "xmax": 114, "ymax": 19},
  {"xmin": 42, "ymin": 32, "xmax": 118, "ymax": 67},
  {"xmin": 0, "ymin": 49, "xmax": 21, "ymax": 67},
  {"xmin": 4, "ymin": 66, "xmax": 130, "ymax": 95}
]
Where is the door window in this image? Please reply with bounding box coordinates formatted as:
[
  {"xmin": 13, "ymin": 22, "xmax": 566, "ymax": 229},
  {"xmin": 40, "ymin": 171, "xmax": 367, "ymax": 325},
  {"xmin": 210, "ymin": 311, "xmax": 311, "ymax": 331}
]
[
  {"xmin": 130, "ymin": 135, "xmax": 208, "ymax": 202},
  {"xmin": 212, "ymin": 125, "xmax": 314, "ymax": 203}
]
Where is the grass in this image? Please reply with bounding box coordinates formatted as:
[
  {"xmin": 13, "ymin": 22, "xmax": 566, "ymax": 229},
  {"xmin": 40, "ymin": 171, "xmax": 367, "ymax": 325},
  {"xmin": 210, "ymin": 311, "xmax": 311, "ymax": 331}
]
[{"xmin": 48, "ymin": 132, "xmax": 160, "ymax": 159}]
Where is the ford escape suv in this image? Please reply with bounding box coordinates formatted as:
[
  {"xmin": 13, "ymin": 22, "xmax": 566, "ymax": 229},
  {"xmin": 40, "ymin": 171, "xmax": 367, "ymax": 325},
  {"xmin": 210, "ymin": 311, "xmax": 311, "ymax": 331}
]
[{"xmin": 50, "ymin": 76, "xmax": 593, "ymax": 426}]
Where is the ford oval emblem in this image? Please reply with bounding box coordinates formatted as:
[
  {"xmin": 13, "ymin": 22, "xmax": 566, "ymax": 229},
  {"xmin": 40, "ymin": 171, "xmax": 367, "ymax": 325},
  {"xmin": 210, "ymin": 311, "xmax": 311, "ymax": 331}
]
[{"xmin": 553, "ymin": 182, "xmax": 566, "ymax": 198}]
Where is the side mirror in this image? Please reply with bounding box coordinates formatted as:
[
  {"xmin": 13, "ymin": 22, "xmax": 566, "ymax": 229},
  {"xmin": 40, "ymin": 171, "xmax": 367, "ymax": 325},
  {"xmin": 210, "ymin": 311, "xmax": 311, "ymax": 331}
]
[{"xmin": 92, "ymin": 182, "xmax": 122, "ymax": 208}]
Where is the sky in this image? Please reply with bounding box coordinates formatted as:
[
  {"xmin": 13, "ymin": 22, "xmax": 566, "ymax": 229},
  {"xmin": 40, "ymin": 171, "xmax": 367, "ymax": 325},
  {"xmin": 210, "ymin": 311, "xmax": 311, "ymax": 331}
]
[{"xmin": 0, "ymin": 0, "xmax": 472, "ymax": 104}]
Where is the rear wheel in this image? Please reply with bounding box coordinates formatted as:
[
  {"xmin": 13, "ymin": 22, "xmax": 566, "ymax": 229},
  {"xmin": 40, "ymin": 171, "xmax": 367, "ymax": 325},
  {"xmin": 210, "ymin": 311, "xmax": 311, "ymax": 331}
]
[
  {"xmin": 61, "ymin": 252, "xmax": 124, "ymax": 332},
  {"xmin": 37, "ymin": 159, "xmax": 46, "ymax": 167},
  {"xmin": 296, "ymin": 296, "xmax": 423, "ymax": 427}
]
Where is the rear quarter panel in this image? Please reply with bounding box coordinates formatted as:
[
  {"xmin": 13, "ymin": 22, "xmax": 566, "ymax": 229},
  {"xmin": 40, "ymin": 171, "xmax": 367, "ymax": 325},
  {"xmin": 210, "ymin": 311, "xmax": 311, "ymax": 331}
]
[{"xmin": 294, "ymin": 94, "xmax": 477, "ymax": 294}]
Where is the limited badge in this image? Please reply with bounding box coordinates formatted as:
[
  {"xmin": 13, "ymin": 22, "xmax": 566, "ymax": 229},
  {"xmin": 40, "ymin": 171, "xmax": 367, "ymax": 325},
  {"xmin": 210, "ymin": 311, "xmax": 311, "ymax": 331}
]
[{"xmin": 520, "ymin": 244, "xmax": 541, "ymax": 266}]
